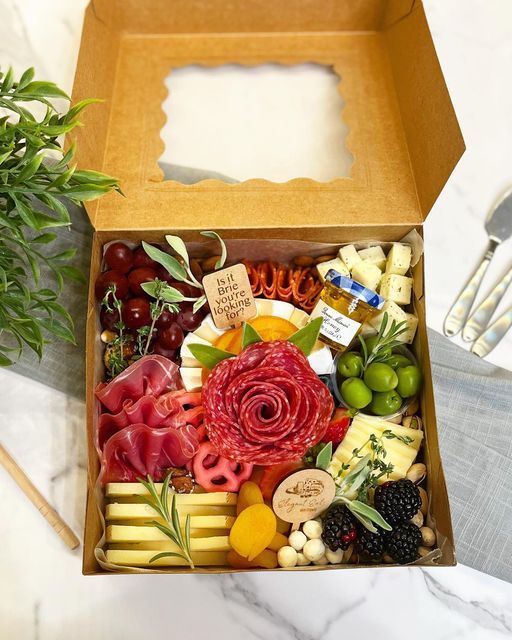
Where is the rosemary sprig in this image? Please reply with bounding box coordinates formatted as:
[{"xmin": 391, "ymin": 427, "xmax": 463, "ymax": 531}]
[
  {"xmin": 359, "ymin": 312, "xmax": 408, "ymax": 370},
  {"xmin": 137, "ymin": 474, "xmax": 194, "ymax": 569}
]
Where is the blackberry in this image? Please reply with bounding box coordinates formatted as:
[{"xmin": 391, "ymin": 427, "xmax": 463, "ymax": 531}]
[
  {"xmin": 374, "ymin": 479, "xmax": 421, "ymax": 527},
  {"xmin": 355, "ymin": 524, "xmax": 386, "ymax": 562},
  {"xmin": 386, "ymin": 522, "xmax": 422, "ymax": 564},
  {"xmin": 321, "ymin": 504, "xmax": 357, "ymax": 551}
]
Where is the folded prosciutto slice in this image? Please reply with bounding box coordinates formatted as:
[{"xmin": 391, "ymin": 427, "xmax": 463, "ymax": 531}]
[
  {"xmin": 100, "ymin": 423, "xmax": 199, "ymax": 484},
  {"xmin": 95, "ymin": 355, "xmax": 180, "ymax": 414},
  {"xmin": 97, "ymin": 390, "xmax": 203, "ymax": 450}
]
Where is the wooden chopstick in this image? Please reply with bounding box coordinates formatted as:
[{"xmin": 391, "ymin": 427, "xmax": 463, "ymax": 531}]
[{"xmin": 0, "ymin": 443, "xmax": 80, "ymax": 550}]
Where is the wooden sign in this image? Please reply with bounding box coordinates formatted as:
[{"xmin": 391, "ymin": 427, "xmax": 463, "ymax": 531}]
[
  {"xmin": 202, "ymin": 263, "xmax": 257, "ymax": 329},
  {"xmin": 272, "ymin": 469, "xmax": 336, "ymax": 525}
]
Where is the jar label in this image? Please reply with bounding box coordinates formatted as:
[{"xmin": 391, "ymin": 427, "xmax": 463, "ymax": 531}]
[{"xmin": 310, "ymin": 299, "xmax": 362, "ymax": 347}]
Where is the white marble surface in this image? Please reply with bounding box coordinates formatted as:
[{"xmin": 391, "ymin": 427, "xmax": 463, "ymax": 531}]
[{"xmin": 1, "ymin": 1, "xmax": 512, "ymax": 638}]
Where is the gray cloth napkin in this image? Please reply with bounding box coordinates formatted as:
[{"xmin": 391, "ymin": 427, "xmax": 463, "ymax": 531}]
[{"xmin": 8, "ymin": 165, "xmax": 512, "ymax": 581}]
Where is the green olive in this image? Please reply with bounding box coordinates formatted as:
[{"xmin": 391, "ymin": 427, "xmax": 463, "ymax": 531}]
[
  {"xmin": 365, "ymin": 336, "xmax": 392, "ymax": 358},
  {"xmin": 337, "ymin": 352, "xmax": 364, "ymax": 379},
  {"xmin": 363, "ymin": 362, "xmax": 398, "ymax": 392},
  {"xmin": 396, "ymin": 365, "xmax": 422, "ymax": 398},
  {"xmin": 385, "ymin": 354, "xmax": 412, "ymax": 370},
  {"xmin": 368, "ymin": 390, "xmax": 403, "ymax": 416},
  {"xmin": 340, "ymin": 377, "xmax": 373, "ymax": 409}
]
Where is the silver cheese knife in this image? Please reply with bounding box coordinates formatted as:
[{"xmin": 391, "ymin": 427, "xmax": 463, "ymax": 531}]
[
  {"xmin": 444, "ymin": 188, "xmax": 512, "ymax": 337},
  {"xmin": 471, "ymin": 306, "xmax": 512, "ymax": 358},
  {"xmin": 462, "ymin": 264, "xmax": 512, "ymax": 342}
]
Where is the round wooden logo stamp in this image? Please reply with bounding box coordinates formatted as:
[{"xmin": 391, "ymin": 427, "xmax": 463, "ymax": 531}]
[{"xmin": 272, "ymin": 468, "xmax": 336, "ymax": 524}]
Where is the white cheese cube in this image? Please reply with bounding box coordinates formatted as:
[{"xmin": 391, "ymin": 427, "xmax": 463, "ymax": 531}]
[
  {"xmin": 369, "ymin": 300, "xmax": 408, "ymax": 331},
  {"xmin": 360, "ymin": 322, "xmax": 378, "ymax": 338},
  {"xmin": 358, "ymin": 246, "xmax": 386, "ymax": 271},
  {"xmin": 386, "ymin": 243, "xmax": 412, "ymax": 276},
  {"xmin": 351, "ymin": 261, "xmax": 382, "ymax": 292},
  {"xmin": 396, "ymin": 312, "xmax": 419, "ymax": 344},
  {"xmin": 315, "ymin": 258, "xmax": 349, "ymax": 282},
  {"xmin": 180, "ymin": 367, "xmax": 203, "ymax": 391},
  {"xmin": 338, "ymin": 245, "xmax": 362, "ymax": 272},
  {"xmin": 380, "ymin": 274, "xmax": 413, "ymax": 306}
]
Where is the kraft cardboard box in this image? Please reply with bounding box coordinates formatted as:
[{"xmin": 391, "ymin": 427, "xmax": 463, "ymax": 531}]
[{"xmin": 71, "ymin": 0, "xmax": 465, "ymax": 574}]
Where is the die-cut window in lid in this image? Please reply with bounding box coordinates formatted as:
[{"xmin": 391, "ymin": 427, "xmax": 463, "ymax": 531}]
[{"xmin": 158, "ymin": 63, "xmax": 352, "ymax": 184}]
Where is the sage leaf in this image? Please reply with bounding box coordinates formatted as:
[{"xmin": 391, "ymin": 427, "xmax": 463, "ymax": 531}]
[
  {"xmin": 347, "ymin": 499, "xmax": 392, "ymax": 531},
  {"xmin": 200, "ymin": 231, "xmax": 227, "ymax": 269},
  {"xmin": 287, "ymin": 317, "xmax": 323, "ymax": 356},
  {"xmin": 241, "ymin": 322, "xmax": 263, "ymax": 349},
  {"xmin": 192, "ymin": 295, "xmax": 207, "ymax": 313},
  {"xmin": 315, "ymin": 442, "xmax": 332, "ymax": 470},
  {"xmin": 165, "ymin": 234, "xmax": 190, "ymax": 267},
  {"xmin": 188, "ymin": 343, "xmax": 235, "ymax": 370},
  {"xmin": 142, "ymin": 241, "xmax": 187, "ymax": 281}
]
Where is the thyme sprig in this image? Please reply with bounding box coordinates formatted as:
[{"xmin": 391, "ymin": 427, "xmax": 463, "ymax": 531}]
[
  {"xmin": 137, "ymin": 474, "xmax": 194, "ymax": 569},
  {"xmin": 359, "ymin": 312, "xmax": 408, "ymax": 370},
  {"xmin": 141, "ymin": 279, "xmax": 180, "ymax": 356},
  {"xmin": 101, "ymin": 284, "xmax": 128, "ymax": 377}
]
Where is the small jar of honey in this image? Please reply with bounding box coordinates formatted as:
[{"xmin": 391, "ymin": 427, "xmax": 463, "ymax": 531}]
[{"xmin": 310, "ymin": 270, "xmax": 385, "ymax": 352}]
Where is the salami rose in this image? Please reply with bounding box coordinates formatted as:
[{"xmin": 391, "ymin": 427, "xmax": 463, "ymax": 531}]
[{"xmin": 203, "ymin": 341, "xmax": 333, "ymax": 464}]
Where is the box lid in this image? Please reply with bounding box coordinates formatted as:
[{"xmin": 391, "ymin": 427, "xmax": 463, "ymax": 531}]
[{"xmin": 71, "ymin": 0, "xmax": 464, "ymax": 231}]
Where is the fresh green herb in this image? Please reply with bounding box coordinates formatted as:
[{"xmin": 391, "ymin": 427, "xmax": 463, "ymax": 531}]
[
  {"xmin": 101, "ymin": 284, "xmax": 129, "ymax": 377},
  {"xmin": 139, "ymin": 279, "xmax": 179, "ymax": 356},
  {"xmin": 315, "ymin": 442, "xmax": 333, "ymax": 470},
  {"xmin": 137, "ymin": 474, "xmax": 194, "ymax": 569},
  {"xmin": 359, "ymin": 313, "xmax": 407, "ymax": 370},
  {"xmin": 188, "ymin": 343, "xmax": 235, "ymax": 369},
  {"xmin": 142, "ymin": 231, "xmax": 227, "ymax": 314},
  {"xmin": 241, "ymin": 322, "xmax": 263, "ymax": 349},
  {"xmin": 287, "ymin": 316, "xmax": 322, "ymax": 357},
  {"xmin": 0, "ymin": 67, "xmax": 120, "ymax": 365}
]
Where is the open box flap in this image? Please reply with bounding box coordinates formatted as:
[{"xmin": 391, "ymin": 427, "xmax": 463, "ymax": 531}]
[{"xmin": 72, "ymin": 0, "xmax": 464, "ymax": 231}]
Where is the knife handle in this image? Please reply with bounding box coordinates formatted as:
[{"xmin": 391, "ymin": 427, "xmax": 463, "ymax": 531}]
[
  {"xmin": 443, "ymin": 241, "xmax": 497, "ymax": 337},
  {"xmin": 462, "ymin": 265, "xmax": 512, "ymax": 342},
  {"xmin": 471, "ymin": 307, "xmax": 512, "ymax": 357}
]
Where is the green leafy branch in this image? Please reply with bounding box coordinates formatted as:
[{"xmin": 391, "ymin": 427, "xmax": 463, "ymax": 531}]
[
  {"xmin": 137, "ymin": 474, "xmax": 194, "ymax": 569},
  {"xmin": 359, "ymin": 312, "xmax": 407, "ymax": 370},
  {"xmin": 0, "ymin": 66, "xmax": 120, "ymax": 365}
]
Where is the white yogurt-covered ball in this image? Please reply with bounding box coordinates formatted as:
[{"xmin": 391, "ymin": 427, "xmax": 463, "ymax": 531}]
[
  {"xmin": 277, "ymin": 546, "xmax": 298, "ymax": 568},
  {"xmin": 303, "ymin": 538, "xmax": 325, "ymax": 562},
  {"xmin": 303, "ymin": 519, "xmax": 323, "ymax": 540},
  {"xmin": 296, "ymin": 552, "xmax": 311, "ymax": 566},
  {"xmin": 325, "ymin": 548, "xmax": 344, "ymax": 564},
  {"xmin": 313, "ymin": 554, "xmax": 329, "ymax": 565},
  {"xmin": 288, "ymin": 530, "xmax": 307, "ymax": 551}
]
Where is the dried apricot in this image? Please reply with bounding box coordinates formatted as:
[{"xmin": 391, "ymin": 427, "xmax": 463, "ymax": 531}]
[
  {"xmin": 237, "ymin": 481, "xmax": 264, "ymax": 515},
  {"xmin": 229, "ymin": 503, "xmax": 276, "ymax": 561},
  {"xmin": 227, "ymin": 549, "xmax": 278, "ymax": 569}
]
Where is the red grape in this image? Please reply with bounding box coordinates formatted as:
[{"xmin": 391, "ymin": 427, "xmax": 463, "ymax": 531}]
[
  {"xmin": 133, "ymin": 246, "xmax": 159, "ymax": 269},
  {"xmin": 123, "ymin": 297, "xmax": 151, "ymax": 329},
  {"xmin": 128, "ymin": 267, "xmax": 157, "ymax": 295},
  {"xmin": 172, "ymin": 282, "xmax": 202, "ymax": 298},
  {"xmin": 156, "ymin": 267, "xmax": 174, "ymax": 285},
  {"xmin": 158, "ymin": 323, "xmax": 184, "ymax": 349},
  {"xmin": 155, "ymin": 308, "xmax": 177, "ymax": 329},
  {"xmin": 152, "ymin": 342, "xmax": 176, "ymax": 360},
  {"xmin": 177, "ymin": 306, "xmax": 203, "ymax": 332},
  {"xmin": 100, "ymin": 307, "xmax": 120, "ymax": 330},
  {"xmin": 104, "ymin": 242, "xmax": 134, "ymax": 273},
  {"xmin": 95, "ymin": 270, "xmax": 129, "ymax": 300}
]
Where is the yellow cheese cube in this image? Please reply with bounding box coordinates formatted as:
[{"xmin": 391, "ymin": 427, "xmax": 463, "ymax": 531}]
[
  {"xmin": 338, "ymin": 244, "xmax": 362, "ymax": 272},
  {"xmin": 396, "ymin": 312, "xmax": 419, "ymax": 344},
  {"xmin": 380, "ymin": 274, "xmax": 413, "ymax": 306},
  {"xmin": 369, "ymin": 300, "xmax": 408, "ymax": 331},
  {"xmin": 386, "ymin": 244, "xmax": 412, "ymax": 276},
  {"xmin": 316, "ymin": 258, "xmax": 349, "ymax": 281},
  {"xmin": 351, "ymin": 261, "xmax": 382, "ymax": 292},
  {"xmin": 358, "ymin": 246, "xmax": 386, "ymax": 271}
]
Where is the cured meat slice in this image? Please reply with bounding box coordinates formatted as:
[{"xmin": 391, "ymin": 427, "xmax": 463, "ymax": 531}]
[
  {"xmin": 95, "ymin": 355, "xmax": 180, "ymax": 413},
  {"xmin": 100, "ymin": 423, "xmax": 199, "ymax": 484},
  {"xmin": 203, "ymin": 341, "xmax": 333, "ymax": 464},
  {"xmin": 97, "ymin": 390, "xmax": 203, "ymax": 450}
]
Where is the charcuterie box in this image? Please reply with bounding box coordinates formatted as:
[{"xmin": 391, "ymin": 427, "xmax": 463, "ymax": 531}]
[{"xmin": 71, "ymin": 0, "xmax": 464, "ymax": 575}]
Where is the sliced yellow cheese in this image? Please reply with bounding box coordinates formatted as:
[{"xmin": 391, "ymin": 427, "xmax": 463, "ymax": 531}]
[
  {"xmin": 108, "ymin": 529, "xmax": 230, "ymax": 546},
  {"xmin": 328, "ymin": 415, "xmax": 423, "ymax": 482},
  {"xmin": 106, "ymin": 508, "xmax": 235, "ymax": 529},
  {"xmin": 106, "ymin": 485, "xmax": 237, "ymax": 505},
  {"xmin": 107, "ymin": 527, "xmax": 231, "ymax": 550},
  {"xmin": 106, "ymin": 549, "xmax": 228, "ymax": 567},
  {"xmin": 106, "ymin": 516, "xmax": 235, "ymax": 542},
  {"xmin": 106, "ymin": 502, "xmax": 236, "ymax": 521}
]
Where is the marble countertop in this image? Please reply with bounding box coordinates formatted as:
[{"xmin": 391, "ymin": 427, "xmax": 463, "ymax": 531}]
[{"xmin": 1, "ymin": 1, "xmax": 512, "ymax": 638}]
